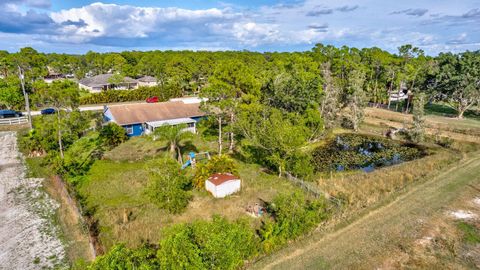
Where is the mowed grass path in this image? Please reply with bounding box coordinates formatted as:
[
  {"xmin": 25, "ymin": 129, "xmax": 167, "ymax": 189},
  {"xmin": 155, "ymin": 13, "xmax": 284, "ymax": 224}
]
[{"xmin": 251, "ymin": 151, "xmax": 480, "ymax": 270}]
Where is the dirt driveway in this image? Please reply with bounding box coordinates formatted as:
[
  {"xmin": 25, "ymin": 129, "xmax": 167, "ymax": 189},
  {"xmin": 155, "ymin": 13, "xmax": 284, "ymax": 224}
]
[{"xmin": 0, "ymin": 132, "xmax": 66, "ymax": 269}]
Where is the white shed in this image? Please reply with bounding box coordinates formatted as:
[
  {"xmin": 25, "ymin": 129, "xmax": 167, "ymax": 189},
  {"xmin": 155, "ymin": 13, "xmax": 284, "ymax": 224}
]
[{"xmin": 205, "ymin": 173, "xmax": 241, "ymax": 198}]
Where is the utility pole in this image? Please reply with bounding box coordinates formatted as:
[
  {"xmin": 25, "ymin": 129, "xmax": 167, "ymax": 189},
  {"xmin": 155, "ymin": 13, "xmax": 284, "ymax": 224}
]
[{"xmin": 18, "ymin": 66, "xmax": 32, "ymax": 130}]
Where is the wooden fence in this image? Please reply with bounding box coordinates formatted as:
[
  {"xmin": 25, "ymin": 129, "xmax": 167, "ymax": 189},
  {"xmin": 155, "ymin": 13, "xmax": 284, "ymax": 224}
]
[{"xmin": 0, "ymin": 116, "xmax": 29, "ymax": 126}]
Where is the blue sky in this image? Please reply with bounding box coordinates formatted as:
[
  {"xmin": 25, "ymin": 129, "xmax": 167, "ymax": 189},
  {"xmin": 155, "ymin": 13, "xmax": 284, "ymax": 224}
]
[{"xmin": 0, "ymin": 0, "xmax": 479, "ymax": 55}]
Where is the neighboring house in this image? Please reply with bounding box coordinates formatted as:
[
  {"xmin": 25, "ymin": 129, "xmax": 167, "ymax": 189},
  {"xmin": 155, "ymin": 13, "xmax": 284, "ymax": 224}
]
[
  {"xmin": 205, "ymin": 173, "xmax": 241, "ymax": 198},
  {"xmin": 79, "ymin": 74, "xmax": 139, "ymax": 93},
  {"xmin": 137, "ymin": 75, "xmax": 158, "ymax": 87},
  {"xmin": 103, "ymin": 98, "xmax": 206, "ymax": 137},
  {"xmin": 44, "ymin": 67, "xmax": 65, "ymax": 83}
]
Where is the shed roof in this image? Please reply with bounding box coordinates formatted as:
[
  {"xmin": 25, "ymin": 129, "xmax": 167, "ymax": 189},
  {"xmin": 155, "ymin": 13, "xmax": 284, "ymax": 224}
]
[
  {"xmin": 79, "ymin": 74, "xmax": 138, "ymax": 87},
  {"xmin": 207, "ymin": 173, "xmax": 240, "ymax": 186},
  {"xmin": 107, "ymin": 101, "xmax": 205, "ymax": 125}
]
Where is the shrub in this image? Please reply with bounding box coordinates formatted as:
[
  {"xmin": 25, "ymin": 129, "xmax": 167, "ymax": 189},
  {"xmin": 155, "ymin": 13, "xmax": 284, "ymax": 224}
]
[
  {"xmin": 145, "ymin": 158, "xmax": 192, "ymax": 214},
  {"xmin": 99, "ymin": 123, "xmax": 128, "ymax": 148},
  {"xmin": 260, "ymin": 191, "xmax": 330, "ymax": 253},
  {"xmin": 79, "ymin": 86, "xmax": 181, "ymax": 105},
  {"xmin": 158, "ymin": 216, "xmax": 259, "ymax": 270},
  {"xmin": 88, "ymin": 244, "xmax": 158, "ymax": 270},
  {"xmin": 157, "ymin": 224, "xmax": 204, "ymax": 269},
  {"xmin": 89, "ymin": 216, "xmax": 259, "ymax": 270},
  {"xmin": 435, "ymin": 135, "xmax": 454, "ymax": 148},
  {"xmin": 60, "ymin": 132, "xmax": 103, "ymax": 178}
]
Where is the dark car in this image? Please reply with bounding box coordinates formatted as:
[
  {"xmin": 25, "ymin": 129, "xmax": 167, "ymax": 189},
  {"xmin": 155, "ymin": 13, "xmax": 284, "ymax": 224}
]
[
  {"xmin": 0, "ymin": 109, "xmax": 22, "ymax": 118},
  {"xmin": 41, "ymin": 108, "xmax": 57, "ymax": 115},
  {"xmin": 146, "ymin": 96, "xmax": 159, "ymax": 103}
]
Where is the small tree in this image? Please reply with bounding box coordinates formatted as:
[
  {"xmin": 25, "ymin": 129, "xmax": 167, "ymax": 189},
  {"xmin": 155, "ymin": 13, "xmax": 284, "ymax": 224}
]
[
  {"xmin": 35, "ymin": 80, "xmax": 80, "ymax": 158},
  {"xmin": 99, "ymin": 122, "xmax": 128, "ymax": 148},
  {"xmin": 145, "ymin": 158, "xmax": 192, "ymax": 214},
  {"xmin": 409, "ymin": 93, "xmax": 426, "ymax": 143},
  {"xmin": 0, "ymin": 78, "xmax": 23, "ymax": 109},
  {"xmin": 107, "ymin": 73, "xmax": 125, "ymax": 89},
  {"xmin": 345, "ymin": 69, "xmax": 367, "ymax": 132},
  {"xmin": 320, "ymin": 62, "xmax": 341, "ymax": 130},
  {"xmin": 152, "ymin": 124, "xmax": 193, "ymax": 163}
]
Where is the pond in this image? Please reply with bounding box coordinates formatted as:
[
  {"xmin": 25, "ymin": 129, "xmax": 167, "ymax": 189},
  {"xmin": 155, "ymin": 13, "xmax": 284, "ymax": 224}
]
[{"xmin": 312, "ymin": 134, "xmax": 426, "ymax": 173}]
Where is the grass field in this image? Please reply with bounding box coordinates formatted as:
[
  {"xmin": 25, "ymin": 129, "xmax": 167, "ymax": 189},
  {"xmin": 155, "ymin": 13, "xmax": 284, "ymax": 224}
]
[
  {"xmin": 365, "ymin": 107, "xmax": 480, "ymax": 134},
  {"xmin": 364, "ymin": 107, "xmax": 480, "ymax": 143},
  {"xmin": 251, "ymin": 150, "xmax": 480, "ymax": 269},
  {"xmin": 78, "ymin": 139, "xmax": 300, "ymax": 249}
]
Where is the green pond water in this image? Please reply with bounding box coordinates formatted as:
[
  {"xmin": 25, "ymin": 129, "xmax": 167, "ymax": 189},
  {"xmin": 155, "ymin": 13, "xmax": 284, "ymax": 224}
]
[{"xmin": 312, "ymin": 134, "xmax": 426, "ymax": 173}]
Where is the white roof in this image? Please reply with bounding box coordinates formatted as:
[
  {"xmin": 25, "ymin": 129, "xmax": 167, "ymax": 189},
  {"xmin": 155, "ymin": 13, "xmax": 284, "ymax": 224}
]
[
  {"xmin": 146, "ymin": 118, "xmax": 195, "ymax": 128},
  {"xmin": 169, "ymin": 97, "xmax": 208, "ymax": 104}
]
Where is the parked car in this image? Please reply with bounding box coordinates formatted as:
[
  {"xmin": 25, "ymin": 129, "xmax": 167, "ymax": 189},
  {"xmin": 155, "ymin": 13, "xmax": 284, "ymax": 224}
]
[
  {"xmin": 0, "ymin": 110, "xmax": 22, "ymax": 118},
  {"xmin": 41, "ymin": 108, "xmax": 57, "ymax": 115},
  {"xmin": 146, "ymin": 96, "xmax": 159, "ymax": 103}
]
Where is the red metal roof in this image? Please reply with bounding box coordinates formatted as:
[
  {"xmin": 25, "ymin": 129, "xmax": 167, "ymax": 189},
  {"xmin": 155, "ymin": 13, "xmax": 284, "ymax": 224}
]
[
  {"xmin": 107, "ymin": 101, "xmax": 205, "ymax": 125},
  {"xmin": 207, "ymin": 173, "xmax": 239, "ymax": 186}
]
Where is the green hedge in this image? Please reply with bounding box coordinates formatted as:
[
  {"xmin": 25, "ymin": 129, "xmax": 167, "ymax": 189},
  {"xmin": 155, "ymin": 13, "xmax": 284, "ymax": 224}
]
[{"xmin": 79, "ymin": 86, "xmax": 181, "ymax": 105}]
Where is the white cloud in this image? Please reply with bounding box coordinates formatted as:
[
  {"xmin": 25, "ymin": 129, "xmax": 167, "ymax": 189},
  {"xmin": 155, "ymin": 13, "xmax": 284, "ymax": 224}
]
[{"xmin": 0, "ymin": 0, "xmax": 478, "ymax": 54}]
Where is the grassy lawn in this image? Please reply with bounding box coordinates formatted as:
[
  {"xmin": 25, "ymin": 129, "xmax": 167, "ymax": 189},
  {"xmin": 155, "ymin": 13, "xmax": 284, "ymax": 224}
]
[
  {"xmin": 78, "ymin": 136, "xmax": 299, "ymax": 250},
  {"xmin": 425, "ymin": 102, "xmax": 480, "ymax": 120},
  {"xmin": 364, "ymin": 107, "xmax": 480, "ymax": 143},
  {"xmin": 103, "ymin": 133, "xmax": 218, "ymax": 162}
]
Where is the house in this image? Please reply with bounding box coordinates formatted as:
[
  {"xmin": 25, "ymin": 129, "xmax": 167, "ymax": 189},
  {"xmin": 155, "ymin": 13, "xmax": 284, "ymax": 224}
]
[
  {"xmin": 103, "ymin": 98, "xmax": 206, "ymax": 137},
  {"xmin": 137, "ymin": 76, "xmax": 158, "ymax": 87},
  {"xmin": 205, "ymin": 173, "xmax": 241, "ymax": 198},
  {"xmin": 79, "ymin": 74, "xmax": 139, "ymax": 93},
  {"xmin": 44, "ymin": 67, "xmax": 65, "ymax": 83}
]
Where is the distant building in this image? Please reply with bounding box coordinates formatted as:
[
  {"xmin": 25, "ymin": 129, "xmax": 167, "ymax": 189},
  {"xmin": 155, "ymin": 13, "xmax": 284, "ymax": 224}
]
[
  {"xmin": 79, "ymin": 74, "xmax": 139, "ymax": 93},
  {"xmin": 205, "ymin": 173, "xmax": 241, "ymax": 198},
  {"xmin": 44, "ymin": 67, "xmax": 65, "ymax": 83},
  {"xmin": 137, "ymin": 76, "xmax": 158, "ymax": 87},
  {"xmin": 103, "ymin": 98, "xmax": 206, "ymax": 137}
]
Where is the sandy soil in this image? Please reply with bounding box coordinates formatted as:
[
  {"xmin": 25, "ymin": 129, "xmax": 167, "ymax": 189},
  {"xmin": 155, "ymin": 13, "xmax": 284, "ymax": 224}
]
[{"xmin": 0, "ymin": 132, "xmax": 66, "ymax": 269}]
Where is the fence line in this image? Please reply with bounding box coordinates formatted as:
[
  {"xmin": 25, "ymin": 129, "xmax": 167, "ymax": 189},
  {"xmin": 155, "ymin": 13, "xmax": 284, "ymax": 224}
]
[
  {"xmin": 0, "ymin": 116, "xmax": 29, "ymax": 126},
  {"xmin": 285, "ymin": 172, "xmax": 344, "ymax": 207},
  {"xmin": 285, "ymin": 172, "xmax": 324, "ymax": 198}
]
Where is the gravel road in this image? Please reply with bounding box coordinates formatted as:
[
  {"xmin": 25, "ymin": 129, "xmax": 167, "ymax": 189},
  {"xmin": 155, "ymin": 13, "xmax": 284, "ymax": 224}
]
[{"xmin": 0, "ymin": 132, "xmax": 66, "ymax": 269}]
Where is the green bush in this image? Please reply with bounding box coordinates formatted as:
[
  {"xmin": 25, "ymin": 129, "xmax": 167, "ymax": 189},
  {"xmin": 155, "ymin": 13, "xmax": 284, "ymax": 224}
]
[
  {"xmin": 88, "ymin": 244, "xmax": 158, "ymax": 270},
  {"xmin": 99, "ymin": 123, "xmax": 128, "ymax": 148},
  {"xmin": 158, "ymin": 216, "xmax": 259, "ymax": 270},
  {"xmin": 89, "ymin": 216, "xmax": 258, "ymax": 270},
  {"xmin": 60, "ymin": 132, "xmax": 103, "ymax": 178},
  {"xmin": 79, "ymin": 86, "xmax": 181, "ymax": 105},
  {"xmin": 157, "ymin": 224, "xmax": 204, "ymax": 269},
  {"xmin": 260, "ymin": 191, "xmax": 330, "ymax": 253},
  {"xmin": 145, "ymin": 158, "xmax": 192, "ymax": 214}
]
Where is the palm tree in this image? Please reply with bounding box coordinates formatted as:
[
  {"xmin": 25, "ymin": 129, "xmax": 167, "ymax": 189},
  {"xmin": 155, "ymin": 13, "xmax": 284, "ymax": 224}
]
[{"xmin": 152, "ymin": 124, "xmax": 193, "ymax": 163}]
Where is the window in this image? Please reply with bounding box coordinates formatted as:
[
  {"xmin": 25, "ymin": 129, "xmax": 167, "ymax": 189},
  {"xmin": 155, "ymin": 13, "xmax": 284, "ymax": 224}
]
[
  {"xmin": 187, "ymin": 122, "xmax": 195, "ymax": 128},
  {"xmin": 125, "ymin": 125, "xmax": 133, "ymax": 135}
]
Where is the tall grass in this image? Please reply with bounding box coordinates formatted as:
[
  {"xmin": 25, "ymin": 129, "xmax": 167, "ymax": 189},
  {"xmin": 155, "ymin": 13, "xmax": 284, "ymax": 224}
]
[{"xmin": 316, "ymin": 149, "xmax": 459, "ymax": 217}]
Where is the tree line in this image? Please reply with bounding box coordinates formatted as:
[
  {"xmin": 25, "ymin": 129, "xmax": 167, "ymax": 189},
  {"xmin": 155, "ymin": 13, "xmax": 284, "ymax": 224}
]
[{"xmin": 0, "ymin": 45, "xmax": 478, "ymax": 118}]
